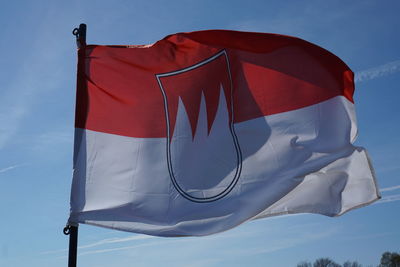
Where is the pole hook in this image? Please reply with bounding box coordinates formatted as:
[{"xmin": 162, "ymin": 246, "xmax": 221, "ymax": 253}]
[
  {"xmin": 72, "ymin": 28, "xmax": 79, "ymax": 37},
  {"xmin": 72, "ymin": 24, "xmax": 87, "ymax": 48},
  {"xmin": 63, "ymin": 225, "xmax": 71, "ymax": 235}
]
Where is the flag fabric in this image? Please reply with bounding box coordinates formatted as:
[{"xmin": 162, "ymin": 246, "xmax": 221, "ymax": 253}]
[{"xmin": 68, "ymin": 30, "xmax": 379, "ymax": 237}]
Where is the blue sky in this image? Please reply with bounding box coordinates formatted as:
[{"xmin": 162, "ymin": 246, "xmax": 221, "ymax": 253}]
[{"xmin": 0, "ymin": 0, "xmax": 399, "ymax": 266}]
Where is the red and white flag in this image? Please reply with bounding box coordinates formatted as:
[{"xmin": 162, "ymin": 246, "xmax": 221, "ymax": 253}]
[{"xmin": 68, "ymin": 30, "xmax": 379, "ymax": 236}]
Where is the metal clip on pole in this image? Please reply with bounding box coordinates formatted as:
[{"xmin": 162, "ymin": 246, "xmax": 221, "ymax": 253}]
[{"xmin": 72, "ymin": 23, "xmax": 87, "ymax": 48}]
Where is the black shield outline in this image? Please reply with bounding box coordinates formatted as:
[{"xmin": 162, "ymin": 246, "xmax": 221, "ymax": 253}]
[{"xmin": 156, "ymin": 50, "xmax": 242, "ymax": 203}]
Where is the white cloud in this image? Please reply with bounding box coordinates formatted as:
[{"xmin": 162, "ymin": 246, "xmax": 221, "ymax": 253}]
[
  {"xmin": 47, "ymin": 221, "xmax": 336, "ymax": 267},
  {"xmin": 40, "ymin": 248, "xmax": 68, "ymax": 255},
  {"xmin": 75, "ymin": 232, "xmax": 234, "ymax": 257},
  {"xmin": 0, "ymin": 164, "xmax": 23, "ymax": 174},
  {"xmin": 45, "ymin": 229, "xmax": 243, "ymax": 257},
  {"xmin": 240, "ymin": 226, "xmax": 337, "ymax": 255},
  {"xmin": 41, "ymin": 234, "xmax": 153, "ymax": 255},
  {"xmin": 380, "ymin": 185, "xmax": 400, "ymax": 192},
  {"xmin": 0, "ymin": 9, "xmax": 71, "ymax": 150},
  {"xmin": 355, "ymin": 60, "xmax": 400, "ymax": 83},
  {"xmin": 78, "ymin": 235, "xmax": 153, "ymax": 250},
  {"xmin": 78, "ymin": 240, "xmax": 170, "ymax": 256},
  {"xmin": 375, "ymin": 194, "xmax": 400, "ymax": 204},
  {"xmin": 30, "ymin": 128, "xmax": 73, "ymax": 154},
  {"xmin": 0, "ymin": 104, "xmax": 27, "ymax": 149},
  {"xmin": 342, "ymin": 232, "xmax": 396, "ymax": 241}
]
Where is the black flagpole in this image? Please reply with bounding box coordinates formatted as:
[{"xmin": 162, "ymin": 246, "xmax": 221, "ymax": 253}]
[
  {"xmin": 64, "ymin": 23, "xmax": 86, "ymax": 267},
  {"xmin": 64, "ymin": 224, "xmax": 79, "ymax": 267}
]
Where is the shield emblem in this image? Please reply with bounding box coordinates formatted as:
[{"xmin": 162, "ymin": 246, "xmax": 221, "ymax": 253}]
[{"xmin": 156, "ymin": 50, "xmax": 242, "ymax": 202}]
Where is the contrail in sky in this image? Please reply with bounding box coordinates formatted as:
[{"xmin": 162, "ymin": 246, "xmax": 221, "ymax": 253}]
[
  {"xmin": 380, "ymin": 185, "xmax": 400, "ymax": 192},
  {"xmin": 355, "ymin": 60, "xmax": 400, "ymax": 82},
  {"xmin": 375, "ymin": 194, "xmax": 400, "ymax": 204},
  {"xmin": 0, "ymin": 164, "xmax": 21, "ymax": 174}
]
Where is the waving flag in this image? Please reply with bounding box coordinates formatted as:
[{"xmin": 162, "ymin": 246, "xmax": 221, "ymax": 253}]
[{"xmin": 68, "ymin": 30, "xmax": 379, "ymax": 236}]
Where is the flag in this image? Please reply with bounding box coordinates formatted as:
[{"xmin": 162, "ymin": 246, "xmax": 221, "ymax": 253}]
[{"xmin": 68, "ymin": 30, "xmax": 379, "ymax": 236}]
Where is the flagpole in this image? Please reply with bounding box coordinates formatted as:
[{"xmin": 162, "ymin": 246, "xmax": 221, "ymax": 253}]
[
  {"xmin": 64, "ymin": 224, "xmax": 79, "ymax": 267},
  {"xmin": 64, "ymin": 23, "xmax": 87, "ymax": 267}
]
